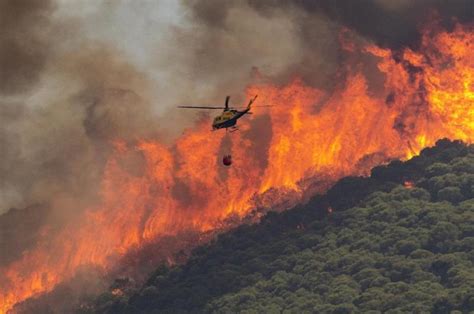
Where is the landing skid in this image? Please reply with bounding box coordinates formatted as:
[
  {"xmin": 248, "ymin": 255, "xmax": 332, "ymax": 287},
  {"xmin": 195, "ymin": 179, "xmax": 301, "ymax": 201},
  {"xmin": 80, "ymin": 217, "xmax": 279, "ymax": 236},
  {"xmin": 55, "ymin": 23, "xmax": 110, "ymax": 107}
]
[{"xmin": 212, "ymin": 127, "xmax": 239, "ymax": 132}]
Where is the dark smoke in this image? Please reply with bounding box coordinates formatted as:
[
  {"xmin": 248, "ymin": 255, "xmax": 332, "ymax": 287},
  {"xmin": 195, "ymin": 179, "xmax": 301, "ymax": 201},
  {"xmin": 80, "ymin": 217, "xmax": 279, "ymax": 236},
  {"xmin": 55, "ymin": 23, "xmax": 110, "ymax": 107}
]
[
  {"xmin": 266, "ymin": 0, "xmax": 473, "ymax": 48},
  {"xmin": 0, "ymin": 0, "xmax": 54, "ymax": 94},
  {"xmin": 0, "ymin": 47, "xmax": 158, "ymax": 214},
  {"xmin": 0, "ymin": 3, "xmax": 162, "ymax": 213},
  {"xmin": 181, "ymin": 0, "xmax": 342, "ymax": 90},
  {"xmin": 189, "ymin": 0, "xmax": 474, "ymax": 49}
]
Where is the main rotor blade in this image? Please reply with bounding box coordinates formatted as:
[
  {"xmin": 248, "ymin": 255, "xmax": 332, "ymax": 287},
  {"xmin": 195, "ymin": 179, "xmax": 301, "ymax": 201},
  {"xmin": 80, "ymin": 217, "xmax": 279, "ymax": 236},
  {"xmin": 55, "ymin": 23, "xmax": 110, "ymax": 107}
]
[
  {"xmin": 177, "ymin": 106, "xmax": 226, "ymax": 109},
  {"xmin": 225, "ymin": 96, "xmax": 230, "ymax": 110},
  {"xmin": 248, "ymin": 94, "xmax": 258, "ymax": 106},
  {"xmin": 233, "ymin": 105, "xmax": 274, "ymax": 109}
]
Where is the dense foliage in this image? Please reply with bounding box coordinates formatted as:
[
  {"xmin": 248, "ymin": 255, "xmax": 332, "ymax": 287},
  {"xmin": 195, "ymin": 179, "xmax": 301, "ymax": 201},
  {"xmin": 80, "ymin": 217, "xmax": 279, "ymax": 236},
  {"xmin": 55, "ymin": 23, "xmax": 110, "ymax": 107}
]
[{"xmin": 92, "ymin": 139, "xmax": 474, "ymax": 313}]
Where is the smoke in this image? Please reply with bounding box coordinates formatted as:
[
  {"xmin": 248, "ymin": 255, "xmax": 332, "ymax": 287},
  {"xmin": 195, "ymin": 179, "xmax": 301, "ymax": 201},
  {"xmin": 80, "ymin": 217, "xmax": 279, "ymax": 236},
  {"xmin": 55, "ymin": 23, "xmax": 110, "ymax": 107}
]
[
  {"xmin": 0, "ymin": 0, "xmax": 54, "ymax": 94},
  {"xmin": 195, "ymin": 0, "xmax": 473, "ymax": 49},
  {"xmin": 1, "ymin": 63, "xmax": 163, "ymax": 213},
  {"xmin": 179, "ymin": 1, "xmax": 342, "ymax": 90},
  {"xmin": 0, "ymin": 1, "xmax": 165, "ymax": 213},
  {"xmin": 0, "ymin": 0, "xmax": 54, "ymax": 210}
]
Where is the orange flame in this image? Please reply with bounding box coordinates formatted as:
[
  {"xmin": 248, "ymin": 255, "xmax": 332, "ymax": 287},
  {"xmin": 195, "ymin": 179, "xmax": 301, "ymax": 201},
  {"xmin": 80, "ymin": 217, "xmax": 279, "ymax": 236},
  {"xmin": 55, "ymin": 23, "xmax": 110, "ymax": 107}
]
[
  {"xmin": 1, "ymin": 23, "xmax": 473, "ymax": 313},
  {"xmin": 404, "ymin": 181, "xmax": 415, "ymax": 189}
]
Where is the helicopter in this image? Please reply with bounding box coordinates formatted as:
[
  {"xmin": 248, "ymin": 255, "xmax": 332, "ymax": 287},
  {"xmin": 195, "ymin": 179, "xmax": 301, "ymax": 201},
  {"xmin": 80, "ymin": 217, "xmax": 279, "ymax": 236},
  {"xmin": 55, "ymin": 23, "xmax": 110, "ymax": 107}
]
[{"xmin": 178, "ymin": 95, "xmax": 264, "ymax": 132}]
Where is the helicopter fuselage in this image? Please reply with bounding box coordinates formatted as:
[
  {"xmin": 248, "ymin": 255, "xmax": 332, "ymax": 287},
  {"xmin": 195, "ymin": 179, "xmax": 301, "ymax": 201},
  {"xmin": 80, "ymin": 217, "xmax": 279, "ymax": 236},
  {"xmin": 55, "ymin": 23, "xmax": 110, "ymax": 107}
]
[{"xmin": 212, "ymin": 108, "xmax": 250, "ymax": 130}]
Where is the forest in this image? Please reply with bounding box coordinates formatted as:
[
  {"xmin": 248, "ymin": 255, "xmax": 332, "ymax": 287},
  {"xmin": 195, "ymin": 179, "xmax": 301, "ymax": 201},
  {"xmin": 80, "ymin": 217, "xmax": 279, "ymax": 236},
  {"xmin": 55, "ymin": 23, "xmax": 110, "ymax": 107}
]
[{"xmin": 89, "ymin": 139, "xmax": 474, "ymax": 313}]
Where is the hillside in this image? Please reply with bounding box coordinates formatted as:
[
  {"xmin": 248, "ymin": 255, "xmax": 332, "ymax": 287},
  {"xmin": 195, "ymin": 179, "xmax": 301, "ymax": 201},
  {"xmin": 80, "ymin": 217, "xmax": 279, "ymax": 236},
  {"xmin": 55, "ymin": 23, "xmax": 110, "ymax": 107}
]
[{"xmin": 89, "ymin": 139, "xmax": 474, "ymax": 313}]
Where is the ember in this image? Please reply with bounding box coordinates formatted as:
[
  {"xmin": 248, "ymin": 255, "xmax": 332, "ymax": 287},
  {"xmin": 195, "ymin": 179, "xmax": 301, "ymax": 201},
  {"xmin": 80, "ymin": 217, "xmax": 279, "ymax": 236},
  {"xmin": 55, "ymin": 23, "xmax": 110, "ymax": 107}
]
[{"xmin": 404, "ymin": 181, "xmax": 415, "ymax": 189}]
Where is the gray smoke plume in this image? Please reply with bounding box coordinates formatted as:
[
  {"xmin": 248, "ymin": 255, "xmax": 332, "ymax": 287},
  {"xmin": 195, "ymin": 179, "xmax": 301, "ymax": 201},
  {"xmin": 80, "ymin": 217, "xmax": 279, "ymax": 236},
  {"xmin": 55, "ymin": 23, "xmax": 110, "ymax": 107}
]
[
  {"xmin": 0, "ymin": 0, "xmax": 54, "ymax": 94},
  {"xmin": 0, "ymin": 1, "xmax": 162, "ymax": 213},
  {"xmin": 188, "ymin": 0, "xmax": 473, "ymax": 49}
]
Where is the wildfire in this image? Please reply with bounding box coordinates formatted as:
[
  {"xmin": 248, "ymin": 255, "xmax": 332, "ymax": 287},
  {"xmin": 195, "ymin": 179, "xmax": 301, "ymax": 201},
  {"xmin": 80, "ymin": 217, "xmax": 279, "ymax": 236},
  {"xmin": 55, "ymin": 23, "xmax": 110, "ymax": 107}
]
[{"xmin": 1, "ymin": 23, "xmax": 473, "ymax": 313}]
